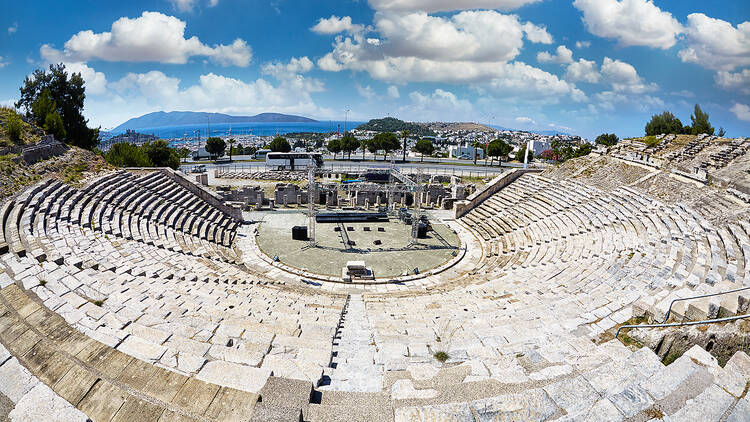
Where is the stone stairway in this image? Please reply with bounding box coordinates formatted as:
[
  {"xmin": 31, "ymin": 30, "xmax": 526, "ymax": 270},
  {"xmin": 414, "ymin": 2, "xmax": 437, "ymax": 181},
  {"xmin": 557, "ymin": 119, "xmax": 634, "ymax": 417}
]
[{"xmin": 321, "ymin": 294, "xmax": 384, "ymax": 392}]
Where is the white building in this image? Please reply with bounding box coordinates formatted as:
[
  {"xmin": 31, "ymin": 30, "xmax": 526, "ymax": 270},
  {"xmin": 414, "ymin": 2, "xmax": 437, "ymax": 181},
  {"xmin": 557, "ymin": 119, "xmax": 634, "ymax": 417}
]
[{"xmin": 448, "ymin": 143, "xmax": 485, "ymax": 160}]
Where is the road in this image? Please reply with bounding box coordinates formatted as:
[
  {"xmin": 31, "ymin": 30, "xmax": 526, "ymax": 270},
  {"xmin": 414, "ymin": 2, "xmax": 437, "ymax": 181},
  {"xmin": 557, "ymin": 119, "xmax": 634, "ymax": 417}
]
[{"xmin": 181, "ymin": 155, "xmax": 541, "ymax": 177}]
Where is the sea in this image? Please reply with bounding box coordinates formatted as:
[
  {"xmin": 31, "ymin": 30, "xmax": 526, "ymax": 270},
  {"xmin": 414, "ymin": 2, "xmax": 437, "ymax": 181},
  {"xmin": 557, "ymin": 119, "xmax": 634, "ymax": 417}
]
[{"xmin": 104, "ymin": 121, "xmax": 364, "ymax": 140}]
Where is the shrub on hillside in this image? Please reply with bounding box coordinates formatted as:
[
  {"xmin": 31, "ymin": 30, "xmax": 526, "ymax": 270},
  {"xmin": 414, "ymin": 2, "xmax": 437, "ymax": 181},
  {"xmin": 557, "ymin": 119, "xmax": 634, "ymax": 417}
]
[
  {"xmin": 105, "ymin": 142, "xmax": 152, "ymax": 168},
  {"xmin": 6, "ymin": 109, "xmax": 24, "ymax": 144}
]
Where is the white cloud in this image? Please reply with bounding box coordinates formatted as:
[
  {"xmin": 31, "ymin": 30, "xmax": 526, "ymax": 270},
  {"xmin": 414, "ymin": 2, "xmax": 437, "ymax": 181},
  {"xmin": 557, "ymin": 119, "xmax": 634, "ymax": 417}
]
[
  {"xmin": 565, "ymin": 58, "xmax": 600, "ymax": 83},
  {"xmin": 679, "ymin": 14, "xmax": 750, "ymax": 71},
  {"xmin": 515, "ymin": 116, "xmax": 536, "ymax": 125},
  {"xmin": 521, "ymin": 22, "xmax": 553, "ymax": 44},
  {"xmin": 537, "ymin": 45, "xmax": 573, "ymax": 64},
  {"xmin": 8, "ymin": 23, "xmax": 17, "ymax": 34},
  {"xmin": 387, "ymin": 85, "xmax": 400, "ymax": 98},
  {"xmin": 0, "ymin": 99, "xmax": 16, "ymax": 108},
  {"xmin": 594, "ymin": 90, "xmax": 663, "ymax": 111},
  {"xmin": 715, "ymin": 69, "xmax": 750, "ymax": 95},
  {"xmin": 208, "ymin": 0, "xmax": 219, "ymax": 7},
  {"xmin": 356, "ymin": 84, "xmax": 376, "ymax": 99},
  {"xmin": 572, "ymin": 0, "xmax": 683, "ymax": 49},
  {"xmin": 169, "ymin": 0, "xmax": 197, "ymax": 12},
  {"xmin": 65, "ymin": 62, "xmax": 109, "ymax": 95},
  {"xmin": 0, "ymin": 57, "xmax": 7, "ymax": 68},
  {"xmin": 399, "ymin": 89, "xmax": 474, "ymax": 121},
  {"xmin": 575, "ymin": 40, "xmax": 590, "ymax": 49},
  {"xmin": 600, "ymin": 57, "xmax": 657, "ymax": 93},
  {"xmin": 730, "ymin": 103, "xmax": 750, "ymax": 122},
  {"xmin": 367, "ymin": 0, "xmax": 541, "ymax": 13},
  {"xmin": 311, "ymin": 15, "xmax": 365, "ymax": 35},
  {"xmin": 41, "ymin": 12, "xmax": 252, "ymax": 67},
  {"xmin": 371, "ymin": 11, "xmax": 551, "ymax": 63},
  {"xmin": 262, "ymin": 56, "xmax": 314, "ymax": 77},
  {"xmin": 316, "ymin": 9, "xmax": 573, "ymax": 103}
]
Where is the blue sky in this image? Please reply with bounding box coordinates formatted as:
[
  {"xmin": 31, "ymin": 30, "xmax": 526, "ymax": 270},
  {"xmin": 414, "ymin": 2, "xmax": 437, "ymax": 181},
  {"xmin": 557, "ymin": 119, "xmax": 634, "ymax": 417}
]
[{"xmin": 1, "ymin": 0, "xmax": 749, "ymax": 138}]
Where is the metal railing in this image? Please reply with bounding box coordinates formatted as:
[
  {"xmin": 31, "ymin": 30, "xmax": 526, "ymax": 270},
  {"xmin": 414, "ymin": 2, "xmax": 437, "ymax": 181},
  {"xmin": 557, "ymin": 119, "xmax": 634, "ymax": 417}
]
[
  {"xmin": 214, "ymin": 163, "xmax": 509, "ymax": 178},
  {"xmin": 615, "ymin": 286, "xmax": 750, "ymax": 339}
]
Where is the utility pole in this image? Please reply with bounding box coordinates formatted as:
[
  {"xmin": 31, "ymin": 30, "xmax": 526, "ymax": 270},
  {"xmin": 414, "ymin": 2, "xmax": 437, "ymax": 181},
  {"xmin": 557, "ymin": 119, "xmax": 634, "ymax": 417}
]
[{"xmin": 344, "ymin": 109, "xmax": 350, "ymax": 134}]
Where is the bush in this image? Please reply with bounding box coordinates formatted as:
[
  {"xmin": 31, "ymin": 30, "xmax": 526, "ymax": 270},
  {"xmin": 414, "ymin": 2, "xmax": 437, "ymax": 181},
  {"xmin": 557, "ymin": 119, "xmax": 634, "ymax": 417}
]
[
  {"xmin": 44, "ymin": 111, "xmax": 66, "ymax": 141},
  {"xmin": 143, "ymin": 140, "xmax": 180, "ymax": 169},
  {"xmin": 645, "ymin": 111, "xmax": 683, "ymax": 136},
  {"xmin": 6, "ymin": 110, "xmax": 24, "ymax": 143},
  {"xmin": 105, "ymin": 142, "xmax": 152, "ymax": 168},
  {"xmin": 595, "ymin": 133, "xmax": 619, "ymax": 146}
]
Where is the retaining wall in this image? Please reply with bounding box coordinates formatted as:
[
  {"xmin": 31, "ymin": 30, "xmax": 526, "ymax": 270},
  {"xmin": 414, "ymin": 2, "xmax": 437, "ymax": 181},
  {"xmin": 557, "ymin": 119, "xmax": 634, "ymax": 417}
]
[{"xmin": 453, "ymin": 168, "xmax": 542, "ymax": 219}]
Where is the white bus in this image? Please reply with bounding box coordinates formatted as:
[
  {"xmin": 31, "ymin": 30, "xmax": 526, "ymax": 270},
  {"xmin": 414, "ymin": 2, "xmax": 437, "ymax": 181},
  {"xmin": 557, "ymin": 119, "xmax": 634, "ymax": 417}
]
[
  {"xmin": 254, "ymin": 149, "xmax": 272, "ymax": 160},
  {"xmin": 266, "ymin": 152, "xmax": 324, "ymax": 170}
]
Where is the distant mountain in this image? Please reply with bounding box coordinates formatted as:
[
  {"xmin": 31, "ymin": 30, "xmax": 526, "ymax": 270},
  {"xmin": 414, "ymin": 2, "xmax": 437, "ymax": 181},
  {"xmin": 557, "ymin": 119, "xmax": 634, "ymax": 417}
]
[
  {"xmin": 112, "ymin": 111, "xmax": 318, "ymax": 131},
  {"xmin": 355, "ymin": 117, "xmax": 435, "ymax": 137}
]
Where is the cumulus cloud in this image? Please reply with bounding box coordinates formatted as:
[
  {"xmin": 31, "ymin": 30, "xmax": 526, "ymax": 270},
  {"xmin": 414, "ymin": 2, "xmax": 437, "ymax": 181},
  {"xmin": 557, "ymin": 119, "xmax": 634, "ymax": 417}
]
[
  {"xmin": 0, "ymin": 57, "xmax": 7, "ymax": 69},
  {"xmin": 262, "ymin": 56, "xmax": 314, "ymax": 77},
  {"xmin": 387, "ymin": 85, "xmax": 400, "ymax": 98},
  {"xmin": 565, "ymin": 58, "xmax": 600, "ymax": 83},
  {"xmin": 41, "ymin": 12, "xmax": 252, "ymax": 67},
  {"xmin": 315, "ymin": 10, "xmax": 577, "ymax": 102},
  {"xmin": 65, "ymin": 62, "xmax": 109, "ymax": 95},
  {"xmin": 356, "ymin": 84, "xmax": 376, "ymax": 99},
  {"xmin": 679, "ymin": 14, "xmax": 750, "ymax": 71},
  {"xmin": 208, "ymin": 0, "xmax": 219, "ymax": 7},
  {"xmin": 575, "ymin": 40, "xmax": 590, "ymax": 49},
  {"xmin": 515, "ymin": 116, "xmax": 536, "ymax": 125},
  {"xmin": 730, "ymin": 103, "xmax": 750, "ymax": 122},
  {"xmin": 311, "ymin": 15, "xmax": 365, "ymax": 34},
  {"xmin": 367, "ymin": 0, "xmax": 541, "ymax": 13},
  {"xmin": 600, "ymin": 57, "xmax": 657, "ymax": 94},
  {"xmin": 537, "ymin": 45, "xmax": 573, "ymax": 64},
  {"xmin": 398, "ymin": 89, "xmax": 474, "ymax": 121},
  {"xmin": 572, "ymin": 0, "xmax": 683, "ymax": 49},
  {"xmin": 715, "ymin": 69, "xmax": 750, "ymax": 95},
  {"xmin": 8, "ymin": 23, "xmax": 17, "ymax": 34}
]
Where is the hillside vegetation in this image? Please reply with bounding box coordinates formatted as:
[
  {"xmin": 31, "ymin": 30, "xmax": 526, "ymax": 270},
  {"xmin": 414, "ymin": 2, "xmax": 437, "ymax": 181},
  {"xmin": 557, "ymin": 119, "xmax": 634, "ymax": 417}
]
[
  {"xmin": 0, "ymin": 107, "xmax": 42, "ymax": 148},
  {"xmin": 356, "ymin": 117, "xmax": 435, "ymax": 137}
]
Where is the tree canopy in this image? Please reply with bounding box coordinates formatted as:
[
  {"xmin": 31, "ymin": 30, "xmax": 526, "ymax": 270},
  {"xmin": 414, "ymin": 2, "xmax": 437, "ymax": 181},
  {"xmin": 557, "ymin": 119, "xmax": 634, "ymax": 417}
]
[
  {"xmin": 105, "ymin": 140, "xmax": 180, "ymax": 169},
  {"xmin": 16, "ymin": 63, "xmax": 99, "ymax": 149},
  {"xmin": 690, "ymin": 104, "xmax": 714, "ymax": 135},
  {"xmin": 645, "ymin": 111, "xmax": 683, "ymax": 136},
  {"xmin": 595, "ymin": 133, "xmax": 619, "ymax": 146},
  {"xmin": 269, "ymin": 136, "xmax": 291, "ymax": 152},
  {"xmin": 143, "ymin": 140, "xmax": 180, "ymax": 169},
  {"xmin": 369, "ymin": 132, "xmax": 400, "ymax": 160},
  {"xmin": 487, "ymin": 138, "xmax": 512, "ymax": 165},
  {"xmin": 340, "ymin": 132, "xmax": 360, "ymax": 159},
  {"xmin": 515, "ymin": 145, "xmax": 534, "ymax": 163},
  {"xmin": 414, "ymin": 139, "xmax": 434, "ymax": 162},
  {"xmin": 205, "ymin": 137, "xmax": 226, "ymax": 158},
  {"xmin": 327, "ymin": 138, "xmax": 342, "ymax": 159}
]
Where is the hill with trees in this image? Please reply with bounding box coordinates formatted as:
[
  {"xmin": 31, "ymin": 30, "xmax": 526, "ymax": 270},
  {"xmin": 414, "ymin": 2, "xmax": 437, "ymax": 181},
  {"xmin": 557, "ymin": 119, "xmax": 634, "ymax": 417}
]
[{"xmin": 356, "ymin": 117, "xmax": 435, "ymax": 137}]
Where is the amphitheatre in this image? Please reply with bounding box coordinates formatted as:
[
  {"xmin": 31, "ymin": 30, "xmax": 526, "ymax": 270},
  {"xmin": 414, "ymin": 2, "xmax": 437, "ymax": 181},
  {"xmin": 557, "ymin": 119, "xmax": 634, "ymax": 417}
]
[{"xmin": 0, "ymin": 133, "xmax": 750, "ymax": 422}]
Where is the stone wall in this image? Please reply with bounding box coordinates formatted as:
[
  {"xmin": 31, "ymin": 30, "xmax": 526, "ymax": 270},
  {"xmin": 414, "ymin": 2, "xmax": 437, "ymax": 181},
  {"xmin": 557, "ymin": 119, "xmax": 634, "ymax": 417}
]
[
  {"xmin": 453, "ymin": 169, "xmax": 542, "ymax": 218},
  {"xmin": 21, "ymin": 136, "xmax": 67, "ymax": 164},
  {"xmin": 160, "ymin": 168, "xmax": 244, "ymax": 222}
]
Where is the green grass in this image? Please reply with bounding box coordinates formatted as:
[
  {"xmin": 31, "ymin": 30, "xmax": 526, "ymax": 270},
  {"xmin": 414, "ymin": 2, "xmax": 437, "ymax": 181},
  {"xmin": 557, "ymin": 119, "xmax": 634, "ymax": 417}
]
[
  {"xmin": 61, "ymin": 162, "xmax": 89, "ymax": 185},
  {"xmin": 433, "ymin": 351, "xmax": 449, "ymax": 363},
  {"xmin": 93, "ymin": 299, "xmax": 105, "ymax": 307},
  {"xmin": 642, "ymin": 136, "xmax": 660, "ymax": 148}
]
